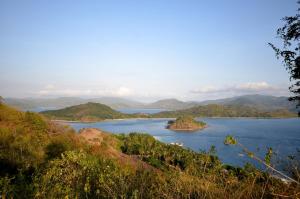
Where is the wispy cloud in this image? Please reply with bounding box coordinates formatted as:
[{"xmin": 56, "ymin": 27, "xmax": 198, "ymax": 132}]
[
  {"xmin": 37, "ymin": 86, "xmax": 134, "ymax": 97},
  {"xmin": 44, "ymin": 84, "xmax": 55, "ymax": 90},
  {"xmin": 235, "ymin": 82, "xmax": 275, "ymax": 92},
  {"xmin": 35, "ymin": 82, "xmax": 290, "ymax": 101},
  {"xmin": 191, "ymin": 82, "xmax": 289, "ymax": 96}
]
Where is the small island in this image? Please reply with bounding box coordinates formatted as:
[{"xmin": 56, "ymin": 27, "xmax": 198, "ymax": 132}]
[{"xmin": 166, "ymin": 116, "xmax": 207, "ymax": 131}]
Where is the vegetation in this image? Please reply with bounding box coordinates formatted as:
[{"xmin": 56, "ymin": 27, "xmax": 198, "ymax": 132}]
[
  {"xmin": 224, "ymin": 135, "xmax": 300, "ymax": 184},
  {"xmin": 269, "ymin": 1, "xmax": 300, "ymax": 113},
  {"xmin": 0, "ymin": 103, "xmax": 300, "ymax": 198},
  {"xmin": 200, "ymin": 94, "xmax": 298, "ymax": 112},
  {"xmin": 41, "ymin": 102, "xmax": 297, "ymax": 122},
  {"xmin": 152, "ymin": 104, "xmax": 297, "ymax": 118},
  {"xmin": 166, "ymin": 116, "xmax": 206, "ymax": 131},
  {"xmin": 41, "ymin": 102, "xmax": 142, "ymax": 121},
  {"xmin": 5, "ymin": 94, "xmax": 299, "ymax": 113}
]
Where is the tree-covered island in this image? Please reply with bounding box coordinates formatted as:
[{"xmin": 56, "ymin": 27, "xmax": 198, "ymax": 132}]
[{"xmin": 166, "ymin": 116, "xmax": 207, "ymax": 131}]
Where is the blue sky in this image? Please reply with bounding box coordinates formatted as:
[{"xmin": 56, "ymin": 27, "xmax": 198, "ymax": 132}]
[{"xmin": 0, "ymin": 0, "xmax": 297, "ymax": 101}]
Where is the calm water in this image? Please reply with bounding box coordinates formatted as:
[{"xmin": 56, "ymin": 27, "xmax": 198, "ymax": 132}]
[{"xmin": 68, "ymin": 118, "xmax": 300, "ymax": 169}]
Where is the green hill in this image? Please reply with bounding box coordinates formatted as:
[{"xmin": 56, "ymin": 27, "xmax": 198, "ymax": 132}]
[
  {"xmin": 41, "ymin": 102, "xmax": 135, "ymax": 121},
  {"xmin": 152, "ymin": 104, "xmax": 297, "ymax": 118}
]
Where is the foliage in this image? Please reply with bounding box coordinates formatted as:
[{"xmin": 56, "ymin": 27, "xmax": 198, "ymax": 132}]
[
  {"xmin": 224, "ymin": 135, "xmax": 237, "ymax": 145},
  {"xmin": 40, "ymin": 102, "xmax": 297, "ymax": 122},
  {"xmin": 265, "ymin": 147, "xmax": 273, "ymax": 165},
  {"xmin": 119, "ymin": 133, "xmax": 224, "ymax": 174},
  {"xmin": 0, "ymin": 106, "xmax": 49, "ymax": 170},
  {"xmin": 224, "ymin": 135, "xmax": 300, "ymax": 185},
  {"xmin": 167, "ymin": 116, "xmax": 206, "ymax": 131},
  {"xmin": 45, "ymin": 133, "xmax": 77, "ymax": 160},
  {"xmin": 269, "ymin": 1, "xmax": 300, "ymax": 112},
  {"xmin": 35, "ymin": 150, "xmax": 132, "ymax": 198},
  {"xmin": 1, "ymin": 103, "xmax": 300, "ymax": 198},
  {"xmin": 41, "ymin": 102, "xmax": 140, "ymax": 121},
  {"xmin": 152, "ymin": 104, "xmax": 297, "ymax": 118}
]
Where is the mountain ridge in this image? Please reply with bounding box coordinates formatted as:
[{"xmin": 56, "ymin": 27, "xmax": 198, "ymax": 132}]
[
  {"xmin": 152, "ymin": 104, "xmax": 297, "ymax": 118},
  {"xmin": 4, "ymin": 94, "xmax": 299, "ymax": 112},
  {"xmin": 198, "ymin": 94, "xmax": 298, "ymax": 112}
]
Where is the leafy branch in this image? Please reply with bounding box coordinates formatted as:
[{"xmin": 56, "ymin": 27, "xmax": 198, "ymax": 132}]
[{"xmin": 224, "ymin": 135, "xmax": 300, "ymax": 184}]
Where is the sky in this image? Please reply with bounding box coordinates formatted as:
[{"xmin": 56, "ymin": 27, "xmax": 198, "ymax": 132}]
[{"xmin": 0, "ymin": 0, "xmax": 298, "ymax": 102}]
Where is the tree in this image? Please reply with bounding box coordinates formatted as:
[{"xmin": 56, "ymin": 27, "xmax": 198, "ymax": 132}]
[{"xmin": 269, "ymin": 1, "xmax": 300, "ymax": 115}]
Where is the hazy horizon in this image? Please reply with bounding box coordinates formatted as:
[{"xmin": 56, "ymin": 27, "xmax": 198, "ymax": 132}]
[
  {"xmin": 1, "ymin": 1, "xmax": 297, "ymax": 101},
  {"xmin": 2, "ymin": 93, "xmax": 292, "ymax": 104}
]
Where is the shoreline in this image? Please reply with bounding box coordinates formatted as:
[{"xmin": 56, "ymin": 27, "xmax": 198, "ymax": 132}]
[
  {"xmin": 52, "ymin": 116, "xmax": 299, "ymax": 124},
  {"xmin": 166, "ymin": 125, "xmax": 208, "ymax": 132},
  {"xmin": 51, "ymin": 117, "xmax": 177, "ymax": 123}
]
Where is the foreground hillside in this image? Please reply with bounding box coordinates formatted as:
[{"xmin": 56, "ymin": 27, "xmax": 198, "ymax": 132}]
[
  {"xmin": 152, "ymin": 104, "xmax": 297, "ymax": 118},
  {"xmin": 0, "ymin": 102, "xmax": 299, "ymax": 198},
  {"xmin": 41, "ymin": 102, "xmax": 141, "ymax": 121}
]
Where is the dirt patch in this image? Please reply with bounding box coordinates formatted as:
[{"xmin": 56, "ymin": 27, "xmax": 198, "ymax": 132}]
[
  {"xmin": 78, "ymin": 128, "xmax": 156, "ymax": 171},
  {"xmin": 79, "ymin": 128, "xmax": 104, "ymax": 145}
]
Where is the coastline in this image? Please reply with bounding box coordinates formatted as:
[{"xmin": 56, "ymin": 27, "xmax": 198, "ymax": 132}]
[
  {"xmin": 166, "ymin": 125, "xmax": 208, "ymax": 132},
  {"xmin": 51, "ymin": 117, "xmax": 177, "ymax": 124},
  {"xmin": 52, "ymin": 116, "xmax": 299, "ymax": 124}
]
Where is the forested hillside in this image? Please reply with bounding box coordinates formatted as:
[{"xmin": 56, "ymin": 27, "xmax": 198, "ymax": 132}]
[
  {"xmin": 41, "ymin": 102, "xmax": 137, "ymax": 121},
  {"xmin": 152, "ymin": 104, "xmax": 297, "ymax": 118}
]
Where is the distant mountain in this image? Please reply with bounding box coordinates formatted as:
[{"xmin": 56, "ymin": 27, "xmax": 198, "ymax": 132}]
[
  {"xmin": 145, "ymin": 99, "xmax": 198, "ymax": 110},
  {"xmin": 4, "ymin": 94, "xmax": 299, "ymax": 113},
  {"xmin": 144, "ymin": 95, "xmax": 298, "ymax": 112},
  {"xmin": 89, "ymin": 97, "xmax": 145, "ymax": 109},
  {"xmin": 4, "ymin": 97, "xmax": 86, "ymax": 110},
  {"xmin": 4, "ymin": 97, "xmax": 144, "ymax": 111},
  {"xmin": 152, "ymin": 104, "xmax": 297, "ymax": 118},
  {"xmin": 41, "ymin": 102, "xmax": 133, "ymax": 121},
  {"xmin": 199, "ymin": 94, "xmax": 298, "ymax": 112}
]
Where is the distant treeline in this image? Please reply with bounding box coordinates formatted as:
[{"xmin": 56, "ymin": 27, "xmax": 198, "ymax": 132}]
[
  {"xmin": 40, "ymin": 102, "xmax": 297, "ymax": 122},
  {"xmin": 151, "ymin": 104, "xmax": 297, "ymax": 118}
]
